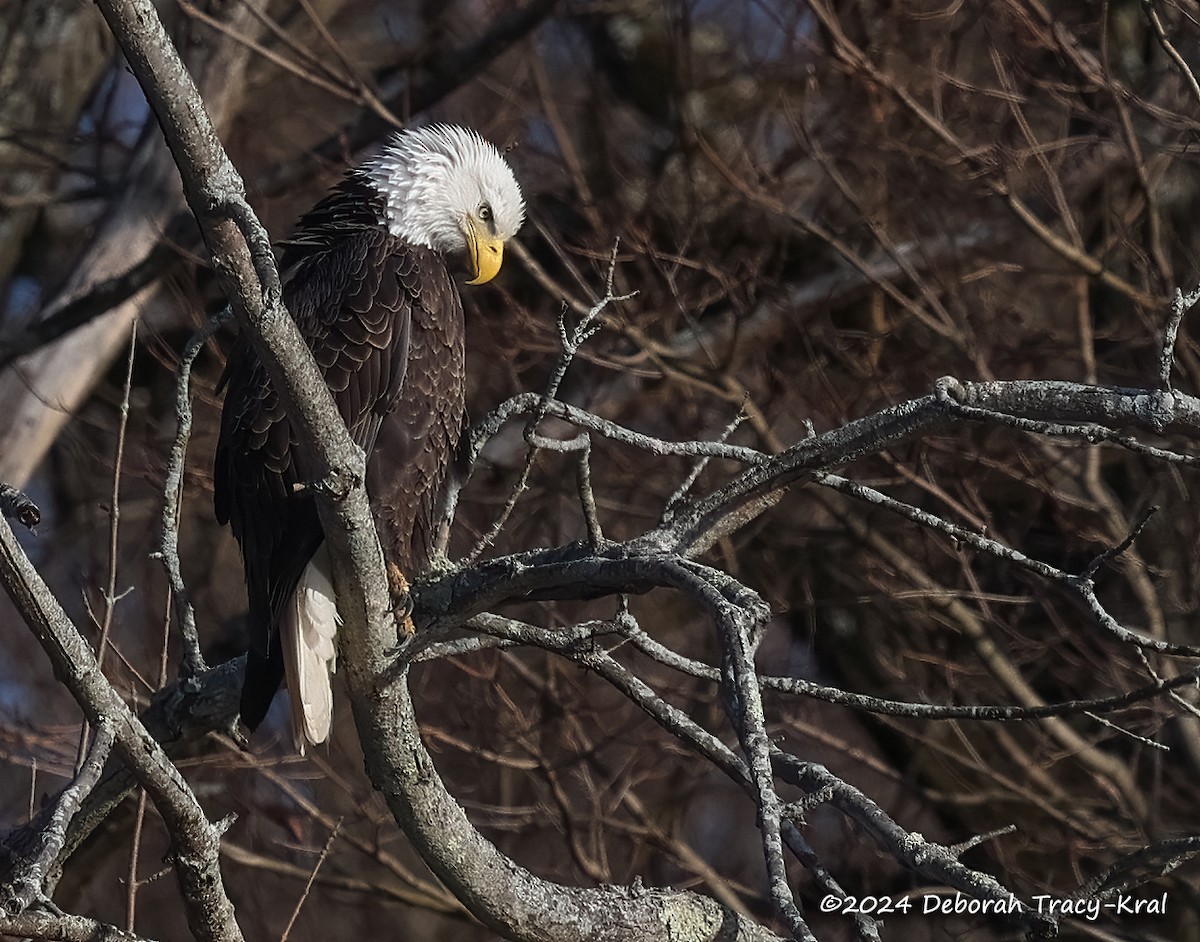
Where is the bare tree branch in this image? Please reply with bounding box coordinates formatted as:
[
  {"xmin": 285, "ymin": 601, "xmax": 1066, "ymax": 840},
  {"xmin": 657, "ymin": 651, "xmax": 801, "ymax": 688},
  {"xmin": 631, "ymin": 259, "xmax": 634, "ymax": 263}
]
[
  {"xmin": 0, "ymin": 908, "xmax": 156, "ymax": 942},
  {"xmin": 158, "ymin": 309, "xmax": 234, "ymax": 679},
  {"xmin": 0, "ymin": 722, "xmax": 114, "ymax": 915},
  {"xmin": 0, "ymin": 512, "xmax": 241, "ymax": 942},
  {"xmin": 355, "ymin": 661, "xmax": 786, "ymax": 942}
]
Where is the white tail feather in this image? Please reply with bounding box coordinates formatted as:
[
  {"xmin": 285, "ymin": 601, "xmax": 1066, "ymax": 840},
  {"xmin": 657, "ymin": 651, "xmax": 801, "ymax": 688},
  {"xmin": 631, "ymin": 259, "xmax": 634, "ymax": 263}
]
[{"xmin": 280, "ymin": 545, "xmax": 341, "ymax": 752}]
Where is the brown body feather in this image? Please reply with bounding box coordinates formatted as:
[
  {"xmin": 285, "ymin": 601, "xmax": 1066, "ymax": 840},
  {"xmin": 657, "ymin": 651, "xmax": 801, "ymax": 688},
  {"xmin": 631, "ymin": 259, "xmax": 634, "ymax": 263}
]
[{"xmin": 214, "ymin": 172, "xmax": 465, "ymax": 732}]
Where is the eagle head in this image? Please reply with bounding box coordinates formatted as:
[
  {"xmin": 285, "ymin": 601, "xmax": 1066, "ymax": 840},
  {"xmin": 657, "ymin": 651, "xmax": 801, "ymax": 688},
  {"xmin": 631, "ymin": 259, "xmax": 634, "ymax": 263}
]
[{"xmin": 364, "ymin": 124, "xmax": 524, "ymax": 284}]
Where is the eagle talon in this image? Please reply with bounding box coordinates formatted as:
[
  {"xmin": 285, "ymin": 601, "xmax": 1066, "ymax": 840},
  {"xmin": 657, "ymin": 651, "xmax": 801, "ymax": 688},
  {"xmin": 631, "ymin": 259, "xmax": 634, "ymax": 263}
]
[{"xmin": 387, "ymin": 562, "xmax": 417, "ymax": 638}]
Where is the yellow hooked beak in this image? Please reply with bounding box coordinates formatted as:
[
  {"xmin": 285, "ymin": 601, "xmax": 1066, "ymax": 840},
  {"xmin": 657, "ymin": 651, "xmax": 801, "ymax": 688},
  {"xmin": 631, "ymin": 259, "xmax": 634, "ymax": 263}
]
[{"xmin": 463, "ymin": 217, "xmax": 505, "ymax": 285}]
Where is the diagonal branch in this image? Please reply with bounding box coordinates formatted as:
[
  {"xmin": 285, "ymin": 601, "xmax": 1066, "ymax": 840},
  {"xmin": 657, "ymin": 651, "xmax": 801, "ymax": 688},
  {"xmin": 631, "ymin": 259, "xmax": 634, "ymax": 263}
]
[
  {"xmin": 0, "ymin": 909, "xmax": 157, "ymax": 942},
  {"xmin": 0, "ymin": 722, "xmax": 114, "ymax": 915},
  {"xmin": 359, "ymin": 662, "xmax": 784, "ymax": 942},
  {"xmin": 0, "ymin": 513, "xmax": 240, "ymax": 942},
  {"xmin": 158, "ymin": 309, "xmax": 233, "ymax": 679}
]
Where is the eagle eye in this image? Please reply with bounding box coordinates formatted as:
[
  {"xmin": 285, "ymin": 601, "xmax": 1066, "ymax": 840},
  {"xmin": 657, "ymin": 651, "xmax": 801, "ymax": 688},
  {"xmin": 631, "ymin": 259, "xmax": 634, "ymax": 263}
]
[{"xmin": 478, "ymin": 202, "xmax": 493, "ymax": 223}]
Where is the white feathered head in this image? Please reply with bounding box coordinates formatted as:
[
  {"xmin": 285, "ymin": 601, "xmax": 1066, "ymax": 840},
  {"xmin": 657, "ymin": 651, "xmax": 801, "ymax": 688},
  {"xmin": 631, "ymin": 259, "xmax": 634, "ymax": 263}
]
[{"xmin": 364, "ymin": 124, "xmax": 524, "ymax": 284}]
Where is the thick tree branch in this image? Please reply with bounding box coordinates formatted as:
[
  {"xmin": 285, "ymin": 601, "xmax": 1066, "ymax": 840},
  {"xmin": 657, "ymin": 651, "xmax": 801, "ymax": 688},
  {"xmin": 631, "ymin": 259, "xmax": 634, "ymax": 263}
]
[
  {"xmin": 53, "ymin": 661, "xmax": 242, "ymax": 880},
  {"xmin": 1, "ymin": 722, "xmax": 114, "ymax": 915},
  {"xmin": 356, "ymin": 667, "xmax": 783, "ymax": 942},
  {"xmin": 0, "ymin": 909, "xmax": 156, "ymax": 942},
  {"xmin": 643, "ymin": 375, "xmax": 1200, "ymax": 559},
  {"xmin": 459, "ymin": 612, "xmax": 1055, "ymax": 939},
  {"xmin": 0, "ymin": 514, "xmax": 240, "ymax": 942}
]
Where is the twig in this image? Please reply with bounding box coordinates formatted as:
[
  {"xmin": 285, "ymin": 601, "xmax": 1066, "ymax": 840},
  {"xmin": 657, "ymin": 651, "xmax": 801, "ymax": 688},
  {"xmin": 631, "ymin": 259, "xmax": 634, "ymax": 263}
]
[
  {"xmin": 1082, "ymin": 506, "xmax": 1158, "ymax": 578},
  {"xmin": 0, "ymin": 909, "xmax": 158, "ymax": 942},
  {"xmin": 1082, "ymin": 711, "xmax": 1169, "ymax": 750},
  {"xmin": 815, "ymin": 469, "xmax": 1200, "ymax": 658},
  {"xmin": 526, "ymin": 430, "xmax": 605, "ymax": 546},
  {"xmin": 279, "ymin": 819, "xmax": 342, "ymax": 942},
  {"xmin": 461, "ymin": 243, "xmax": 636, "ymax": 564},
  {"xmin": 465, "ymin": 393, "xmax": 766, "ymax": 469},
  {"xmin": 158, "ymin": 308, "xmax": 231, "ymax": 678},
  {"xmin": 769, "ymin": 752, "xmax": 1054, "ymax": 937},
  {"xmin": 1159, "ymin": 285, "xmax": 1200, "ymax": 390},
  {"xmin": 684, "ymin": 564, "xmax": 811, "ymax": 940},
  {"xmin": 1069, "ymin": 576, "xmax": 1200, "ymax": 656},
  {"xmin": 662, "ymin": 409, "xmax": 748, "ymax": 523},
  {"xmin": 544, "ymin": 240, "xmax": 635, "ymax": 401},
  {"xmin": 128, "ymin": 604, "xmax": 174, "ymax": 932},
  {"xmin": 1074, "ymin": 835, "xmax": 1200, "ymax": 900},
  {"xmin": 127, "ymin": 783, "xmax": 150, "ymax": 931},
  {"xmin": 616, "ymin": 612, "xmax": 1200, "ymax": 722},
  {"xmin": 76, "ymin": 320, "xmax": 138, "ymax": 774},
  {"xmin": 947, "ymin": 826, "xmax": 1017, "ymax": 857},
  {"xmin": 97, "ymin": 320, "xmax": 139, "ymax": 676},
  {"xmin": 1142, "ymin": 1, "xmax": 1200, "ymax": 108}
]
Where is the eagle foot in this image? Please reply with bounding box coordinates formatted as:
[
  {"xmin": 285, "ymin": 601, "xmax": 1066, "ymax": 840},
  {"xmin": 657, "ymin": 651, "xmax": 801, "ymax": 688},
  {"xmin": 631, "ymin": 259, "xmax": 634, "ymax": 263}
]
[{"xmin": 387, "ymin": 562, "xmax": 416, "ymax": 637}]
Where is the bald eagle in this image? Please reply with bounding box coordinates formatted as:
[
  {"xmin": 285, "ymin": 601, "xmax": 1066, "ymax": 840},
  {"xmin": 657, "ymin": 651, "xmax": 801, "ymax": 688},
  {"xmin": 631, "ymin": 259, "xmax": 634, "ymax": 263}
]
[{"xmin": 214, "ymin": 125, "xmax": 524, "ymax": 749}]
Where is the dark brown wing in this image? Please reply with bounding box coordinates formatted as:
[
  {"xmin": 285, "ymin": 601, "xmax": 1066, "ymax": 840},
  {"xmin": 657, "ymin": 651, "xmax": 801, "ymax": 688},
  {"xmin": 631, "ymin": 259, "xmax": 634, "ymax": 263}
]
[
  {"xmin": 214, "ymin": 172, "xmax": 456, "ymax": 730},
  {"xmin": 367, "ymin": 257, "xmax": 465, "ymax": 575}
]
